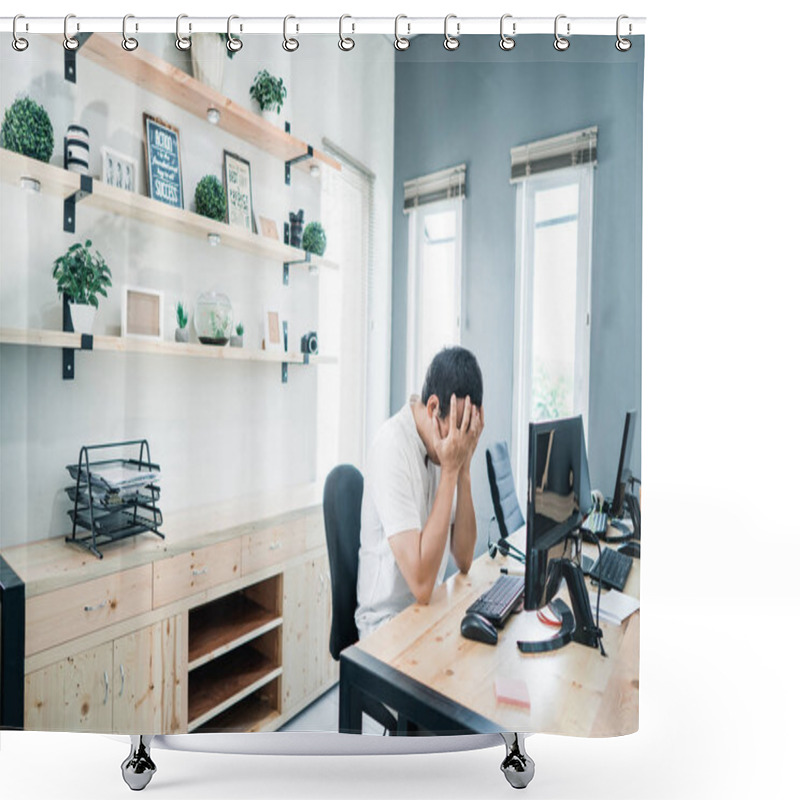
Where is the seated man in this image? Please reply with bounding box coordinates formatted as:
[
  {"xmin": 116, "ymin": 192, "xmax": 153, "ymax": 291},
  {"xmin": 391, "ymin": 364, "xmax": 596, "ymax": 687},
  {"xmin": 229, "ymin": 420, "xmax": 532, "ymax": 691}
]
[{"xmin": 355, "ymin": 346, "xmax": 484, "ymax": 639}]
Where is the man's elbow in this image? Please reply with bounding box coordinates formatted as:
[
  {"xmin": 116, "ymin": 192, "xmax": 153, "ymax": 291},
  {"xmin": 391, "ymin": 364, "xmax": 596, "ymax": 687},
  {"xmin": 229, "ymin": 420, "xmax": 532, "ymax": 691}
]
[{"xmin": 410, "ymin": 581, "xmax": 433, "ymax": 605}]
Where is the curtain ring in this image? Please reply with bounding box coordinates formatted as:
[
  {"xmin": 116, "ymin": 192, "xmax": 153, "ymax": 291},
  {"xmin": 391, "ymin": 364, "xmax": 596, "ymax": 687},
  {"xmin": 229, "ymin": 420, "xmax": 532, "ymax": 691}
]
[
  {"xmin": 12, "ymin": 14, "xmax": 29, "ymax": 52},
  {"xmin": 63, "ymin": 14, "xmax": 79, "ymax": 51},
  {"xmin": 283, "ymin": 15, "xmax": 299, "ymax": 52},
  {"xmin": 499, "ymin": 14, "xmax": 515, "ymax": 51},
  {"xmin": 338, "ymin": 15, "xmax": 355, "ymax": 51},
  {"xmin": 615, "ymin": 15, "xmax": 632, "ymax": 52},
  {"xmin": 227, "ymin": 15, "xmax": 243, "ymax": 52},
  {"xmin": 394, "ymin": 15, "xmax": 410, "ymax": 51},
  {"xmin": 175, "ymin": 14, "xmax": 191, "ymax": 51},
  {"xmin": 553, "ymin": 14, "xmax": 570, "ymax": 51},
  {"xmin": 122, "ymin": 14, "xmax": 139, "ymax": 51},
  {"xmin": 443, "ymin": 14, "xmax": 460, "ymax": 51}
]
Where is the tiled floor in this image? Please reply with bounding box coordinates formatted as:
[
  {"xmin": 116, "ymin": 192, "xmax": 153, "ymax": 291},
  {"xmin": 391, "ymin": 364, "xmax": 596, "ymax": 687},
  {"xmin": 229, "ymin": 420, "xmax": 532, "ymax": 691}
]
[{"xmin": 278, "ymin": 684, "xmax": 385, "ymax": 735}]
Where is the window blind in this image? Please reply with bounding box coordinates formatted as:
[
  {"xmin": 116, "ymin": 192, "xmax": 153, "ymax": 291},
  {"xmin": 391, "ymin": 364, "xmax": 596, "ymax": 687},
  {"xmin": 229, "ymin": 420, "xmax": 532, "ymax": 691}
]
[
  {"xmin": 403, "ymin": 164, "xmax": 466, "ymax": 212},
  {"xmin": 510, "ymin": 127, "xmax": 597, "ymax": 183}
]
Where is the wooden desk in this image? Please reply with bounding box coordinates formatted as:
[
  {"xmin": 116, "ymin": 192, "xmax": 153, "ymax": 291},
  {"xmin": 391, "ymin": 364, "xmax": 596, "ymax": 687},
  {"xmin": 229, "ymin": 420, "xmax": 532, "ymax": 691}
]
[{"xmin": 339, "ymin": 532, "xmax": 639, "ymax": 736}]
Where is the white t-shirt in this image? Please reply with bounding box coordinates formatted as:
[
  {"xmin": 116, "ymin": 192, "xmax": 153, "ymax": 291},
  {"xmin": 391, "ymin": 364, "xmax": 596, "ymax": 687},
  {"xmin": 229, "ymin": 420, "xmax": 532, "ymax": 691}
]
[{"xmin": 355, "ymin": 401, "xmax": 454, "ymax": 639}]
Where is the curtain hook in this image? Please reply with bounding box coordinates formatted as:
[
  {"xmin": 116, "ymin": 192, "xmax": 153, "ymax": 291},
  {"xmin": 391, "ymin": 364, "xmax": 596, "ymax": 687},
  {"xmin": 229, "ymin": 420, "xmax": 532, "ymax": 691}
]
[
  {"xmin": 227, "ymin": 15, "xmax": 243, "ymax": 52},
  {"xmin": 443, "ymin": 14, "xmax": 460, "ymax": 51},
  {"xmin": 500, "ymin": 14, "xmax": 516, "ymax": 51},
  {"xmin": 175, "ymin": 14, "xmax": 191, "ymax": 51},
  {"xmin": 394, "ymin": 15, "xmax": 410, "ymax": 51},
  {"xmin": 339, "ymin": 14, "xmax": 355, "ymax": 51},
  {"xmin": 283, "ymin": 15, "xmax": 299, "ymax": 52},
  {"xmin": 554, "ymin": 14, "xmax": 570, "ymax": 51},
  {"xmin": 122, "ymin": 14, "xmax": 139, "ymax": 51},
  {"xmin": 12, "ymin": 14, "xmax": 29, "ymax": 52},
  {"xmin": 615, "ymin": 15, "xmax": 632, "ymax": 51},
  {"xmin": 63, "ymin": 14, "xmax": 79, "ymax": 51}
]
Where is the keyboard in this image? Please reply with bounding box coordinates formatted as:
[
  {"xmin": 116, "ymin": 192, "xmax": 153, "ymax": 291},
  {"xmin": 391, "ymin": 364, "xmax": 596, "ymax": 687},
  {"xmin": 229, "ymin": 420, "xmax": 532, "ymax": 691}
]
[
  {"xmin": 586, "ymin": 547, "xmax": 633, "ymax": 592},
  {"xmin": 582, "ymin": 510, "xmax": 608, "ymax": 535},
  {"xmin": 466, "ymin": 575, "xmax": 525, "ymax": 628}
]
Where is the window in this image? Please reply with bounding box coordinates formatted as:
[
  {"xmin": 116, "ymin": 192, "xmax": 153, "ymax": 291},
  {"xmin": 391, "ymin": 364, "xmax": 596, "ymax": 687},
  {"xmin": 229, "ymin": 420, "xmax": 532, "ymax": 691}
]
[
  {"xmin": 317, "ymin": 145, "xmax": 375, "ymax": 475},
  {"xmin": 511, "ymin": 130, "xmax": 596, "ymax": 488},
  {"xmin": 404, "ymin": 165, "xmax": 465, "ymax": 395}
]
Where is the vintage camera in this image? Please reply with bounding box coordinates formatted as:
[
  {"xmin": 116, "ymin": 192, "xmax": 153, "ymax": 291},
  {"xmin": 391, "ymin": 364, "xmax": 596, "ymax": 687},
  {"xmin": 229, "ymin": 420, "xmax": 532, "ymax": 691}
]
[{"xmin": 300, "ymin": 331, "xmax": 318, "ymax": 355}]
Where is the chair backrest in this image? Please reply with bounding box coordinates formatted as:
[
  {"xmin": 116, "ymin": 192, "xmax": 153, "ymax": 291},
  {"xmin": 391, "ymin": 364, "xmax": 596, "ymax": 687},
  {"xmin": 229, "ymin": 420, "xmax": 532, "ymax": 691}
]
[
  {"xmin": 322, "ymin": 464, "xmax": 364, "ymax": 660},
  {"xmin": 485, "ymin": 441, "xmax": 525, "ymax": 539}
]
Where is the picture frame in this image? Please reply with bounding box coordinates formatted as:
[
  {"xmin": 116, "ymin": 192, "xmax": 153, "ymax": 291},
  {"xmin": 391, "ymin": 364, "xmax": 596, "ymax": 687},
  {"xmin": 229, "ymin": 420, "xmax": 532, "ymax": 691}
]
[
  {"xmin": 122, "ymin": 286, "xmax": 165, "ymax": 341},
  {"xmin": 262, "ymin": 306, "xmax": 285, "ymax": 353},
  {"xmin": 101, "ymin": 146, "xmax": 138, "ymax": 193},
  {"xmin": 143, "ymin": 113, "xmax": 184, "ymax": 209},
  {"xmin": 224, "ymin": 150, "xmax": 256, "ymax": 232}
]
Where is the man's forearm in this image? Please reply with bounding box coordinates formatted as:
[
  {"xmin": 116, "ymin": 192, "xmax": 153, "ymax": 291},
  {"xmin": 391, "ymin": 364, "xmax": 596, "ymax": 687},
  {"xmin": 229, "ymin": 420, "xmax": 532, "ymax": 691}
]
[
  {"xmin": 415, "ymin": 468, "xmax": 459, "ymax": 599},
  {"xmin": 452, "ymin": 468, "xmax": 477, "ymax": 573}
]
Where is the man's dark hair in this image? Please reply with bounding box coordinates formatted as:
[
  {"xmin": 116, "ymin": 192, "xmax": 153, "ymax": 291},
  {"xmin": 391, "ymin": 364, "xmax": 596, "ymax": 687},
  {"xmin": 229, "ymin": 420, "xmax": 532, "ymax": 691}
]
[{"xmin": 421, "ymin": 346, "xmax": 483, "ymax": 418}]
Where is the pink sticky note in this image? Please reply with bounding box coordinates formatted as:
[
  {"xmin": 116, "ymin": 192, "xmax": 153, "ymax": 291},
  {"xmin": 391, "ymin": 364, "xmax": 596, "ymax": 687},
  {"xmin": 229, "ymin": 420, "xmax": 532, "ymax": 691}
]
[{"xmin": 494, "ymin": 677, "xmax": 530, "ymax": 709}]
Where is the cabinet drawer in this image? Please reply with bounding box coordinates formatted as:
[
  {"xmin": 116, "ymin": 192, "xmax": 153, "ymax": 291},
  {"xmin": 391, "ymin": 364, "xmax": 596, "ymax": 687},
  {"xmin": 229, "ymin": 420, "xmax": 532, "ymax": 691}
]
[
  {"xmin": 26, "ymin": 565, "xmax": 152, "ymax": 656},
  {"xmin": 304, "ymin": 512, "xmax": 326, "ymax": 552},
  {"xmin": 242, "ymin": 519, "xmax": 308, "ymax": 575},
  {"xmin": 153, "ymin": 539, "xmax": 241, "ymax": 608}
]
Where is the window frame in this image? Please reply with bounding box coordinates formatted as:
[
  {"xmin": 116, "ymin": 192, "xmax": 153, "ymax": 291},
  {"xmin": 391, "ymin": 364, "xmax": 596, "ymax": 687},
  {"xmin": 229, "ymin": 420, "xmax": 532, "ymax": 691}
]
[
  {"xmin": 511, "ymin": 164, "xmax": 595, "ymax": 493},
  {"xmin": 405, "ymin": 196, "xmax": 464, "ymax": 397}
]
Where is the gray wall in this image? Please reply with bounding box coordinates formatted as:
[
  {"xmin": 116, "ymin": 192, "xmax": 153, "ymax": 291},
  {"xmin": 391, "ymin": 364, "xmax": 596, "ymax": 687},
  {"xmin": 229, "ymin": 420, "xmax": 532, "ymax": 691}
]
[{"xmin": 391, "ymin": 35, "xmax": 643, "ymax": 541}]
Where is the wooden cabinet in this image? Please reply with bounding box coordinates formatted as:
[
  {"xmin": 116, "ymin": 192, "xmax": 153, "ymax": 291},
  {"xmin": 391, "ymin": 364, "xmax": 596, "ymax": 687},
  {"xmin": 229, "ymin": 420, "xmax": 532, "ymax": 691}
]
[
  {"xmin": 24, "ymin": 617, "xmax": 185, "ymax": 734},
  {"xmin": 282, "ymin": 555, "xmax": 337, "ymax": 716}
]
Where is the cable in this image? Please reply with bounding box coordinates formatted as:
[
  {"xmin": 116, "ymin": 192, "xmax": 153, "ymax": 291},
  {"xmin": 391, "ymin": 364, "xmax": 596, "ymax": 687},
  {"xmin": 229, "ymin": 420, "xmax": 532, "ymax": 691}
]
[{"xmin": 582, "ymin": 529, "xmax": 607, "ymax": 657}]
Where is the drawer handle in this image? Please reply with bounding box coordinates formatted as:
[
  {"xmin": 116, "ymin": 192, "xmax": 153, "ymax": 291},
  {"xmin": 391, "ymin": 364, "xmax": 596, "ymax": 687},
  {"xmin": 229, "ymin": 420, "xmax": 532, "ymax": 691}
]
[
  {"xmin": 192, "ymin": 567, "xmax": 208, "ymax": 576},
  {"xmin": 103, "ymin": 671, "xmax": 109, "ymax": 705},
  {"xmin": 84, "ymin": 600, "xmax": 108, "ymax": 612},
  {"xmin": 119, "ymin": 664, "xmax": 125, "ymax": 697},
  {"xmin": 269, "ymin": 542, "xmax": 282, "ymax": 551}
]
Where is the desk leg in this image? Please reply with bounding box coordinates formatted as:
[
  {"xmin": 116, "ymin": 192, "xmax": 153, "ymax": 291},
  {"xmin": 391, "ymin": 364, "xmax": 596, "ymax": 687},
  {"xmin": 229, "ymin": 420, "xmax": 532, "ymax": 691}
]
[
  {"xmin": 338, "ymin": 657, "xmax": 364, "ymax": 734},
  {"xmin": 500, "ymin": 733, "xmax": 535, "ymax": 789}
]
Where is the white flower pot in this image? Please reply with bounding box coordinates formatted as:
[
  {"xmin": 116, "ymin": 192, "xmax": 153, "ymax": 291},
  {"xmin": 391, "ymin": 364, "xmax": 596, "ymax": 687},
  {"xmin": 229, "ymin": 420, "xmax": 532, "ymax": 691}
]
[
  {"xmin": 191, "ymin": 34, "xmax": 227, "ymax": 94},
  {"xmin": 68, "ymin": 302, "xmax": 96, "ymax": 335},
  {"xmin": 261, "ymin": 108, "xmax": 283, "ymax": 129}
]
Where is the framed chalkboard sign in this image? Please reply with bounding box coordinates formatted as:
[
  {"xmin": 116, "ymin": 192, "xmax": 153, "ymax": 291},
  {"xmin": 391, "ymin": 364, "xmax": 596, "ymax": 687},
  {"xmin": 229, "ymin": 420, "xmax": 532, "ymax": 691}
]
[{"xmin": 143, "ymin": 114, "xmax": 184, "ymax": 209}]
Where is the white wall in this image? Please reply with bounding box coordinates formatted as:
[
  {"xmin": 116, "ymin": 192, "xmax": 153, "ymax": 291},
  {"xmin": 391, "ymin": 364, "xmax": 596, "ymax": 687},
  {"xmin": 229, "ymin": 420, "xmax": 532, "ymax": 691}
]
[{"xmin": 0, "ymin": 33, "xmax": 394, "ymax": 547}]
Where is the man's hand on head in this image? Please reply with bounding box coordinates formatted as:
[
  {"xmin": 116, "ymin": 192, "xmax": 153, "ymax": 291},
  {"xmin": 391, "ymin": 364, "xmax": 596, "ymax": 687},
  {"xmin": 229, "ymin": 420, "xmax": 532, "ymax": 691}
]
[{"xmin": 431, "ymin": 394, "xmax": 482, "ymax": 477}]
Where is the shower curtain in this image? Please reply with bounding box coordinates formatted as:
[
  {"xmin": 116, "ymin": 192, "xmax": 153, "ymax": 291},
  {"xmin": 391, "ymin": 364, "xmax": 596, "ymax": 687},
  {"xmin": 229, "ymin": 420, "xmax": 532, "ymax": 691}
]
[{"xmin": 0, "ymin": 23, "xmax": 644, "ymax": 742}]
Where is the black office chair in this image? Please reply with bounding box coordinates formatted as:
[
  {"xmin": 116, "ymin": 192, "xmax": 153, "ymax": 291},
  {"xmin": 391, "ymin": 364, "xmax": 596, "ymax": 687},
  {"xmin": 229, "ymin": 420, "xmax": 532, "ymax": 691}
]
[
  {"xmin": 322, "ymin": 464, "xmax": 397, "ymax": 733},
  {"xmin": 486, "ymin": 441, "xmax": 525, "ymax": 539}
]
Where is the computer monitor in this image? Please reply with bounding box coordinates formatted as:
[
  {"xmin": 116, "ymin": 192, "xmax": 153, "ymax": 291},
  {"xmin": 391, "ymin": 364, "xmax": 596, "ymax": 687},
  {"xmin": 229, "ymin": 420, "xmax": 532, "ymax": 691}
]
[
  {"xmin": 524, "ymin": 415, "xmax": 585, "ymax": 611},
  {"xmin": 610, "ymin": 410, "xmax": 638, "ymax": 519}
]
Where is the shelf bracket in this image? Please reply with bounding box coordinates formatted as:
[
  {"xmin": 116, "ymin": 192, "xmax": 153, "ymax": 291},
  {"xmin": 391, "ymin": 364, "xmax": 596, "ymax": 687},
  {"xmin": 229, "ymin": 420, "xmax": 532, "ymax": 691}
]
[
  {"xmin": 285, "ymin": 145, "xmax": 314, "ymax": 186},
  {"xmin": 282, "ymin": 251, "xmax": 311, "ymax": 286},
  {"xmin": 281, "ymin": 321, "xmax": 290, "ymax": 383},
  {"xmin": 64, "ymin": 31, "xmax": 94, "ymax": 83},
  {"xmin": 63, "ymin": 174, "xmax": 93, "ymax": 233},
  {"xmin": 62, "ymin": 295, "xmax": 94, "ymax": 380}
]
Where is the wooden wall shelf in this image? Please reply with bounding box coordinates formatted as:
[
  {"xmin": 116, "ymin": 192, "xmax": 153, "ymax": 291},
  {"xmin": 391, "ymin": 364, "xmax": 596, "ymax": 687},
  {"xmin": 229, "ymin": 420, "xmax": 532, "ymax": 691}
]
[
  {"xmin": 0, "ymin": 149, "xmax": 339, "ymax": 273},
  {"xmin": 0, "ymin": 327, "xmax": 336, "ymax": 367},
  {"xmin": 75, "ymin": 34, "xmax": 340, "ymax": 176}
]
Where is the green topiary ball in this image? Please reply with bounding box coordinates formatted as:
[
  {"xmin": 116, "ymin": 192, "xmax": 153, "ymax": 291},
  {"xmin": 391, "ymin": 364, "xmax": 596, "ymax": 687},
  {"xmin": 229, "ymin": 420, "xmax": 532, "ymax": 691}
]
[
  {"xmin": 194, "ymin": 175, "xmax": 227, "ymax": 222},
  {"xmin": 0, "ymin": 97, "xmax": 55, "ymax": 163},
  {"xmin": 302, "ymin": 221, "xmax": 327, "ymax": 256}
]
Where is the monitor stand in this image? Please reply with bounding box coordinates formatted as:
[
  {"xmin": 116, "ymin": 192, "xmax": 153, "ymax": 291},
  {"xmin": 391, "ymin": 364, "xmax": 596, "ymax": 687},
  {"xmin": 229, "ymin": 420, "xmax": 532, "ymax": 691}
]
[{"xmin": 516, "ymin": 559, "xmax": 603, "ymax": 654}]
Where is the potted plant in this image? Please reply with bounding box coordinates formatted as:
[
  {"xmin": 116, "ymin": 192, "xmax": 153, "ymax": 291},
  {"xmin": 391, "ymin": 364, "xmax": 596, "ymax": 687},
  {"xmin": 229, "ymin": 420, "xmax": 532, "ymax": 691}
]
[
  {"xmin": 195, "ymin": 175, "xmax": 227, "ymax": 222},
  {"xmin": 230, "ymin": 322, "xmax": 244, "ymax": 348},
  {"xmin": 249, "ymin": 69, "xmax": 287, "ymax": 127},
  {"xmin": 175, "ymin": 301, "xmax": 189, "ymax": 342},
  {"xmin": 302, "ymin": 221, "xmax": 327, "ymax": 257},
  {"xmin": 191, "ymin": 33, "xmax": 239, "ymax": 94},
  {"xmin": 1, "ymin": 96, "xmax": 55, "ymax": 163},
  {"xmin": 52, "ymin": 240, "xmax": 112, "ymax": 334}
]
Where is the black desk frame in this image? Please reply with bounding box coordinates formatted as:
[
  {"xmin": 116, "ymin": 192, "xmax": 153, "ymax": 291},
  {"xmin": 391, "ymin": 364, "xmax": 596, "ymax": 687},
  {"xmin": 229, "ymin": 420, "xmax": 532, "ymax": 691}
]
[{"xmin": 339, "ymin": 646, "xmax": 504, "ymax": 735}]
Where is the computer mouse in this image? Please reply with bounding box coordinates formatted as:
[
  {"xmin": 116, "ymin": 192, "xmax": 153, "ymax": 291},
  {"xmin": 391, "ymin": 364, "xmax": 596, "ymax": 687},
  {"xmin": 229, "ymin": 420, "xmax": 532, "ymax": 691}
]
[
  {"xmin": 618, "ymin": 541, "xmax": 640, "ymax": 558},
  {"xmin": 460, "ymin": 612, "xmax": 499, "ymax": 645}
]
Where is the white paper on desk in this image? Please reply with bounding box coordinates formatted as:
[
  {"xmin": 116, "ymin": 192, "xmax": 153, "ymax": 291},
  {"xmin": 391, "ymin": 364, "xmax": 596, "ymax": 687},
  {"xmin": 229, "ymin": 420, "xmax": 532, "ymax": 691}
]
[{"xmin": 597, "ymin": 590, "xmax": 640, "ymax": 626}]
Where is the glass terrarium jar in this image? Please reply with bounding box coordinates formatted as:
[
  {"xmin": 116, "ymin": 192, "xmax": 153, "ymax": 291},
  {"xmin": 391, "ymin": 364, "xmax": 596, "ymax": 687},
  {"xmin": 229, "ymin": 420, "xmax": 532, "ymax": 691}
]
[{"xmin": 193, "ymin": 291, "xmax": 233, "ymax": 345}]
